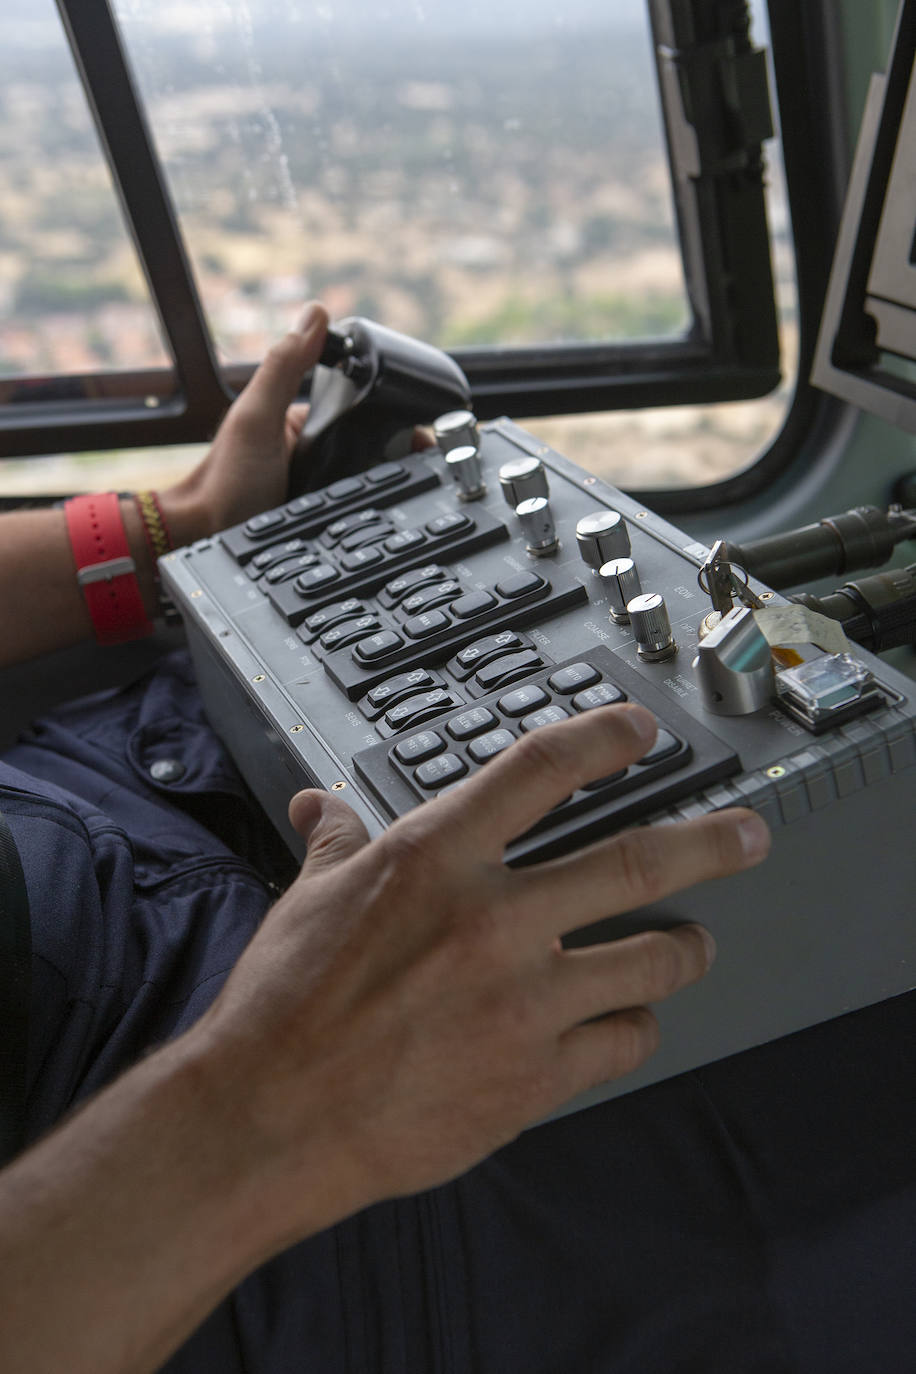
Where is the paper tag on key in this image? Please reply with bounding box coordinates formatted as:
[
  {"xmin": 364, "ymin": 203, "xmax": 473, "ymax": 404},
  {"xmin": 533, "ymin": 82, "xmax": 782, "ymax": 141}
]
[{"xmin": 753, "ymin": 605, "xmax": 852, "ymax": 656}]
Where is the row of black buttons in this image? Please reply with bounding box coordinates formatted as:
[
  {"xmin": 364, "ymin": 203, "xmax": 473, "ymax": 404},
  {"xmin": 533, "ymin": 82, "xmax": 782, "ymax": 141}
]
[
  {"xmin": 243, "ymin": 462, "xmax": 408, "ymax": 540},
  {"xmin": 292, "ymin": 512, "xmax": 476, "ymax": 601},
  {"xmin": 387, "ymin": 660, "xmax": 684, "ymax": 798},
  {"xmin": 351, "ymin": 570, "xmax": 550, "ymax": 667}
]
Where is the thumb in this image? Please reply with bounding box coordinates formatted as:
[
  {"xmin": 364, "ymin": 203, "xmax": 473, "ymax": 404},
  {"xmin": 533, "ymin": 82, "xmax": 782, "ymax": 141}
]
[
  {"xmin": 234, "ymin": 301, "xmax": 329, "ymax": 428},
  {"xmin": 289, "ymin": 788, "xmax": 370, "ymax": 875}
]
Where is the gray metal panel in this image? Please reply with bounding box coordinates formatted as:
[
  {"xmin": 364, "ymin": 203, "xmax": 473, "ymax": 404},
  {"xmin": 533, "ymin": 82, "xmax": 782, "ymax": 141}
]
[{"xmin": 161, "ymin": 421, "xmax": 916, "ymax": 1120}]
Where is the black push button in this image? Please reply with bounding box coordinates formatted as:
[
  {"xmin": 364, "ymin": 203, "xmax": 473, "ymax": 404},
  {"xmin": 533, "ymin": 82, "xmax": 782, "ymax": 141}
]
[
  {"xmin": 474, "ymin": 650, "xmax": 543, "ymax": 693},
  {"xmin": 426, "ymin": 512, "xmax": 472, "ymax": 538},
  {"xmin": 548, "ymin": 662, "xmax": 602, "ymax": 694},
  {"xmin": 324, "ymin": 509, "xmax": 384, "ymax": 544},
  {"xmin": 450, "ymin": 590, "xmax": 497, "ymax": 620},
  {"xmin": 265, "ymin": 553, "xmax": 319, "ymax": 584},
  {"xmin": 339, "ymin": 523, "xmax": 393, "ymax": 552},
  {"xmin": 384, "ymin": 689, "xmax": 456, "ymax": 730},
  {"xmin": 468, "ymin": 729, "xmax": 515, "ymax": 763},
  {"xmin": 365, "ymin": 665, "xmax": 436, "ymax": 708},
  {"xmin": 244, "ymin": 509, "xmax": 286, "ymax": 537},
  {"xmin": 634, "ymin": 728, "xmax": 681, "ymax": 765},
  {"xmin": 384, "ymin": 528, "xmax": 427, "ymax": 556},
  {"xmin": 340, "ymin": 546, "xmax": 384, "ymax": 573},
  {"xmin": 571, "ymin": 682, "xmax": 625, "ymax": 711},
  {"xmin": 302, "ymin": 598, "xmax": 366, "ymax": 635},
  {"xmin": 327, "ymin": 477, "xmax": 364, "ymax": 501},
  {"xmin": 401, "ymin": 581, "xmax": 461, "ymax": 616},
  {"xmin": 251, "ymin": 538, "xmax": 310, "ymax": 571},
  {"xmin": 498, "ymin": 683, "xmax": 551, "ymax": 717},
  {"xmin": 354, "ymin": 629, "xmax": 404, "ymax": 663},
  {"xmin": 379, "ymin": 564, "xmax": 449, "ymax": 607},
  {"xmin": 447, "ymin": 706, "xmax": 499, "ymax": 741},
  {"xmin": 295, "ymin": 563, "xmax": 340, "ymax": 595},
  {"xmin": 415, "ymin": 753, "xmax": 468, "ymax": 789},
  {"xmin": 284, "ymin": 493, "xmax": 325, "ymax": 518},
  {"xmin": 403, "ymin": 609, "xmax": 450, "ymax": 640},
  {"xmin": 451, "ymin": 630, "xmax": 526, "ymax": 679},
  {"xmin": 366, "ymin": 461, "xmax": 407, "ymax": 486},
  {"xmin": 495, "ymin": 571, "xmax": 548, "ymax": 599},
  {"xmin": 320, "ymin": 615, "xmax": 381, "ymax": 650},
  {"xmin": 393, "ymin": 730, "xmax": 445, "ymax": 764},
  {"xmin": 520, "ymin": 704, "xmax": 569, "ymax": 732}
]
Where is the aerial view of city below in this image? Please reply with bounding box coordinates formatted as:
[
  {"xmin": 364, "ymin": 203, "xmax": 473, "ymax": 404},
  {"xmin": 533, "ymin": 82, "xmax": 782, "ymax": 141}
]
[{"xmin": 0, "ymin": 0, "xmax": 792, "ymax": 491}]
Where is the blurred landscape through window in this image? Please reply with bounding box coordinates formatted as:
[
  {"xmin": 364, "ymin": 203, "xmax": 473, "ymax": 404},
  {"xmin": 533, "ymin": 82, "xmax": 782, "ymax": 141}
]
[{"xmin": 0, "ymin": 0, "xmax": 794, "ymax": 494}]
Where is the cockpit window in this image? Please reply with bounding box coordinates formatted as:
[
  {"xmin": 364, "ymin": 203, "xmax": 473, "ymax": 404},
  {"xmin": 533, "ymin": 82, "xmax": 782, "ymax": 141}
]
[
  {"xmin": 0, "ymin": 0, "xmax": 796, "ymax": 498},
  {"xmin": 113, "ymin": 0, "xmax": 688, "ymax": 361},
  {"xmin": 0, "ymin": 0, "xmax": 171, "ymax": 380}
]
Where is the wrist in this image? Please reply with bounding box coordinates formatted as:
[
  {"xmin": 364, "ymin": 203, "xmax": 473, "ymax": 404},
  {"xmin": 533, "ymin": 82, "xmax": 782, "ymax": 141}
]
[{"xmin": 182, "ymin": 1007, "xmax": 380, "ymax": 1251}]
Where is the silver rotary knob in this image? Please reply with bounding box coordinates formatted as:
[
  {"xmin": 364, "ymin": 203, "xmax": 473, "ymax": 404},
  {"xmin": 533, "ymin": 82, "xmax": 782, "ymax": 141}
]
[
  {"xmin": 498, "ymin": 456, "xmax": 550, "ymax": 508},
  {"xmin": 628, "ymin": 592, "xmax": 677, "ymax": 661},
  {"xmin": 599, "ymin": 557, "xmax": 642, "ymax": 623},
  {"xmin": 575, "ymin": 510, "xmax": 631, "ymax": 569},
  {"xmin": 445, "ymin": 444, "xmax": 486, "ymax": 501},
  {"xmin": 434, "ymin": 409, "xmax": 480, "ymax": 455},
  {"xmin": 516, "ymin": 496, "xmax": 558, "ymax": 555}
]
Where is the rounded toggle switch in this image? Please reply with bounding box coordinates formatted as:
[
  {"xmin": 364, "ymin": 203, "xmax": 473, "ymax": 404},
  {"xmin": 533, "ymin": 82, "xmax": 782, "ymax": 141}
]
[
  {"xmin": 516, "ymin": 496, "xmax": 558, "ymax": 555},
  {"xmin": 445, "ymin": 444, "xmax": 486, "ymax": 501},
  {"xmin": 498, "ymin": 455, "xmax": 550, "ymax": 508},
  {"xmin": 575, "ymin": 510, "xmax": 631, "ymax": 569},
  {"xmin": 599, "ymin": 556, "xmax": 641, "ymax": 623},
  {"xmin": 628, "ymin": 592, "xmax": 677, "ymax": 661},
  {"xmin": 434, "ymin": 409, "xmax": 480, "ymax": 455}
]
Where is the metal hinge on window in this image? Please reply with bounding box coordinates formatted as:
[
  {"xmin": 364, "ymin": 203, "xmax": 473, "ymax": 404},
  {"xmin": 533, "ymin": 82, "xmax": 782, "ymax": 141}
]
[{"xmin": 657, "ymin": 31, "xmax": 774, "ymax": 178}]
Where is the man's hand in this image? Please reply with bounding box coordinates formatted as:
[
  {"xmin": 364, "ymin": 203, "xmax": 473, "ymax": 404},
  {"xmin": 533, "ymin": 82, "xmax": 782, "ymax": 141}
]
[
  {"xmin": 158, "ymin": 301, "xmax": 329, "ymax": 545},
  {"xmin": 200, "ymin": 702, "xmax": 771, "ymax": 1250},
  {"xmin": 0, "ymin": 702, "xmax": 770, "ymax": 1374}
]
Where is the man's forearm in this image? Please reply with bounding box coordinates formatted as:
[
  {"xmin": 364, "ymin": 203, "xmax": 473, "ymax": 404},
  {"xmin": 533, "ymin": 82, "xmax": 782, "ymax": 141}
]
[{"xmin": 0, "ymin": 1028, "xmax": 340, "ymax": 1374}]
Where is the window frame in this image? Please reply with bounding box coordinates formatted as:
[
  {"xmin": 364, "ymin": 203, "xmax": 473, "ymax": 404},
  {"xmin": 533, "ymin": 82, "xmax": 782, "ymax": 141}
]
[{"xmin": 0, "ymin": 0, "xmax": 835, "ymax": 506}]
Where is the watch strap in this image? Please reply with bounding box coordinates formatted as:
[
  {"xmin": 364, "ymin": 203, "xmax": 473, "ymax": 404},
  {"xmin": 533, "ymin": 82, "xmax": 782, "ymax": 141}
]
[{"xmin": 65, "ymin": 493, "xmax": 154, "ymax": 645}]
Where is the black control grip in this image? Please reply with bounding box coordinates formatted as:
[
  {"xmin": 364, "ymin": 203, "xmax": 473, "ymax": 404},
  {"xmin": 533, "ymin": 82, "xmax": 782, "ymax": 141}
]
[{"xmin": 289, "ymin": 318, "xmax": 471, "ymax": 495}]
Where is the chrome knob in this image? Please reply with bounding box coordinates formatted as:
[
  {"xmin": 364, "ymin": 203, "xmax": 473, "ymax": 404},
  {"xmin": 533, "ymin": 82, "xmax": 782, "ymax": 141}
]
[
  {"xmin": 434, "ymin": 409, "xmax": 480, "ymax": 454},
  {"xmin": 498, "ymin": 456, "xmax": 549, "ymax": 508},
  {"xmin": 575, "ymin": 510, "xmax": 631, "ymax": 569},
  {"xmin": 516, "ymin": 496, "xmax": 558, "ymax": 555},
  {"xmin": 599, "ymin": 557, "xmax": 642, "ymax": 623},
  {"xmin": 445, "ymin": 445, "xmax": 486, "ymax": 501},
  {"xmin": 628, "ymin": 592, "xmax": 677, "ymax": 662}
]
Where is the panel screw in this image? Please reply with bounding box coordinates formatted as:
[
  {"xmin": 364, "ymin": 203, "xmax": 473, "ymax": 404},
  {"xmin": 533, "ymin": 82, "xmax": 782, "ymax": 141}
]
[
  {"xmin": 332, "ymin": 781, "xmax": 347, "ymax": 791},
  {"xmin": 290, "ymin": 723, "xmax": 303, "ymax": 733},
  {"xmin": 766, "ymin": 765, "xmax": 787, "ymax": 779},
  {"xmin": 252, "ymin": 674, "xmax": 265, "ymax": 683}
]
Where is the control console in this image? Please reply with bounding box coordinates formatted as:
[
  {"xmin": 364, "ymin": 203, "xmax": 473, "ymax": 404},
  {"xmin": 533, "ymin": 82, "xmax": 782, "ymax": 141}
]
[{"xmin": 161, "ymin": 419, "xmax": 916, "ymax": 1119}]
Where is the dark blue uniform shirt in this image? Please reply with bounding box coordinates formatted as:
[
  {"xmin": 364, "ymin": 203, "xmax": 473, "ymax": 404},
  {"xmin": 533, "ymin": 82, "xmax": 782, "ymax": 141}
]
[{"xmin": 4, "ymin": 651, "xmax": 915, "ymax": 1373}]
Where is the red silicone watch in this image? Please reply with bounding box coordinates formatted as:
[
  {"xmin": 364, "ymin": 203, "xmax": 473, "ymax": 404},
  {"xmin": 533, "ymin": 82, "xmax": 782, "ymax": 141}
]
[{"xmin": 65, "ymin": 493, "xmax": 154, "ymax": 645}]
